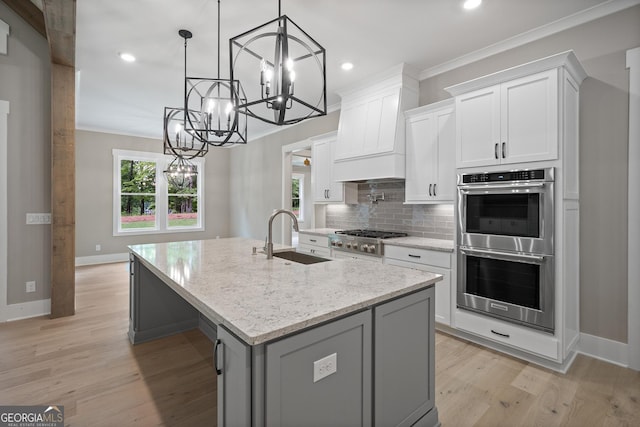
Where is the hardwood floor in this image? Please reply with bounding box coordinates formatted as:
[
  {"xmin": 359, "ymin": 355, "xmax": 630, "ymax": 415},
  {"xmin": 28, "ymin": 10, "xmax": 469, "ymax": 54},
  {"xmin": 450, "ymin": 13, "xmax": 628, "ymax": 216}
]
[{"xmin": 0, "ymin": 262, "xmax": 638, "ymax": 426}]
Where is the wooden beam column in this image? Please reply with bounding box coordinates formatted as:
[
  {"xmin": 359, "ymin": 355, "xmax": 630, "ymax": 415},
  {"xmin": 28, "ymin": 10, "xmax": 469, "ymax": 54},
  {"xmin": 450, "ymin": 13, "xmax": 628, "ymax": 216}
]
[
  {"xmin": 43, "ymin": 0, "xmax": 76, "ymax": 318},
  {"xmin": 50, "ymin": 62, "xmax": 75, "ymax": 317}
]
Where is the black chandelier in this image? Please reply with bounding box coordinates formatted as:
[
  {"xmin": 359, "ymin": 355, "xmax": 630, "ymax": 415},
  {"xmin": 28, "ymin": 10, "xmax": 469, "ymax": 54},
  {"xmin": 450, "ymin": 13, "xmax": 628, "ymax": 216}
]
[
  {"xmin": 163, "ymin": 155, "xmax": 198, "ymax": 189},
  {"xmin": 163, "ymin": 29, "xmax": 209, "ymax": 160},
  {"xmin": 185, "ymin": 0, "xmax": 247, "ymax": 146},
  {"xmin": 229, "ymin": 0, "xmax": 327, "ymax": 126}
]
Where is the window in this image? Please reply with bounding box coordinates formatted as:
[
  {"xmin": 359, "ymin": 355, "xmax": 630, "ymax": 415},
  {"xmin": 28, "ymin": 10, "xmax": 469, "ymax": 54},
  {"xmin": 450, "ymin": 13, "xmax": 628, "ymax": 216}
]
[
  {"xmin": 292, "ymin": 173, "xmax": 304, "ymax": 222},
  {"xmin": 113, "ymin": 150, "xmax": 204, "ymax": 235}
]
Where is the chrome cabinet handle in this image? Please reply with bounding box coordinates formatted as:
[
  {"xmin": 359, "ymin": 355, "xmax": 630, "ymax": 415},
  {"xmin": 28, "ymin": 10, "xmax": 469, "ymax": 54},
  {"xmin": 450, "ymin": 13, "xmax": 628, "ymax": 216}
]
[
  {"xmin": 491, "ymin": 329, "xmax": 510, "ymax": 338},
  {"xmin": 428, "ymin": 184, "xmax": 432, "ymax": 196},
  {"xmin": 310, "ymin": 239, "xmax": 317, "ymax": 243},
  {"xmin": 408, "ymin": 254, "xmax": 421, "ymax": 259},
  {"xmin": 460, "ymin": 246, "xmax": 546, "ymax": 262},
  {"xmin": 433, "ymin": 183, "xmax": 437, "ymax": 196},
  {"xmin": 326, "ymin": 189, "xmax": 330, "ymax": 199},
  {"xmin": 494, "ymin": 143, "xmax": 499, "ymax": 159},
  {"xmin": 502, "ymin": 142, "xmax": 506, "ymax": 158},
  {"xmin": 214, "ymin": 339, "xmax": 222, "ymax": 375},
  {"xmin": 459, "ymin": 182, "xmax": 545, "ymax": 191}
]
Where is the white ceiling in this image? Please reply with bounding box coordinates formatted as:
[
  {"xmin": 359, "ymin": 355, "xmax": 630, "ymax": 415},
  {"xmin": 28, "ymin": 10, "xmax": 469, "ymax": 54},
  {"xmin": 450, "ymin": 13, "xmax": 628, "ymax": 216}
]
[{"xmin": 75, "ymin": 0, "xmax": 627, "ymax": 142}]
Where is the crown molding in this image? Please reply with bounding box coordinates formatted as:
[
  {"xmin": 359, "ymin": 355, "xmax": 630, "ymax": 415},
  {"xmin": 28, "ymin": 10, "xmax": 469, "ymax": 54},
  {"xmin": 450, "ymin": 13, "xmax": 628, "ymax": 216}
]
[{"xmin": 420, "ymin": 0, "xmax": 640, "ymax": 80}]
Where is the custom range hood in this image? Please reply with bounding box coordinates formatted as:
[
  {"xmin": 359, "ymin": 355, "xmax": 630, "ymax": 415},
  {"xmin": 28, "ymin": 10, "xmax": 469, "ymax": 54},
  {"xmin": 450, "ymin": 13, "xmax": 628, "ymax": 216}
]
[{"xmin": 333, "ymin": 63, "xmax": 419, "ymax": 182}]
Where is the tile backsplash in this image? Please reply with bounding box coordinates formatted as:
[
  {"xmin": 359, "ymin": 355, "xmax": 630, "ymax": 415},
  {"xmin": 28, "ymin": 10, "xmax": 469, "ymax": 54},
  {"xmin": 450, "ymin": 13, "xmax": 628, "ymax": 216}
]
[{"xmin": 326, "ymin": 181, "xmax": 454, "ymax": 240}]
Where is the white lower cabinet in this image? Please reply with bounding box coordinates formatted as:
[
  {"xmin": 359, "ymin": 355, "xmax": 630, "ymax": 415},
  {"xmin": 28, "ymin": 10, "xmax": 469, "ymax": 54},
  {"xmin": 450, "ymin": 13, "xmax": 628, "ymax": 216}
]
[
  {"xmin": 454, "ymin": 308, "xmax": 559, "ymax": 361},
  {"xmin": 331, "ymin": 250, "xmax": 383, "ymax": 263},
  {"xmin": 384, "ymin": 245, "xmax": 452, "ymax": 326},
  {"xmin": 296, "ymin": 232, "xmax": 331, "ymax": 258}
]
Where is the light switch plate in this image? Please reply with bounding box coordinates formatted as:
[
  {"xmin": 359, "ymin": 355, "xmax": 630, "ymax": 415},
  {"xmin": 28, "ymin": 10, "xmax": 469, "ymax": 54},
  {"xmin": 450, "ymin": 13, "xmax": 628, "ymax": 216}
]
[
  {"xmin": 313, "ymin": 352, "xmax": 337, "ymax": 383},
  {"xmin": 26, "ymin": 213, "xmax": 51, "ymax": 225}
]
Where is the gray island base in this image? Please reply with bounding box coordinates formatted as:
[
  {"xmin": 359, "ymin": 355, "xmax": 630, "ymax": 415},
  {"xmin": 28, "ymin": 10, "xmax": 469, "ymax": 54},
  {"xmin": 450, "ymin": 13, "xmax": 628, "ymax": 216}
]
[{"xmin": 128, "ymin": 238, "xmax": 442, "ymax": 427}]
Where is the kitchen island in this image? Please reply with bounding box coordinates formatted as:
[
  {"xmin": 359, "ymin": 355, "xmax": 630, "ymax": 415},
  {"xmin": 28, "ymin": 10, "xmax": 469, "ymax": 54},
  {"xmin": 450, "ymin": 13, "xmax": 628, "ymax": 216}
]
[{"xmin": 128, "ymin": 237, "xmax": 442, "ymax": 427}]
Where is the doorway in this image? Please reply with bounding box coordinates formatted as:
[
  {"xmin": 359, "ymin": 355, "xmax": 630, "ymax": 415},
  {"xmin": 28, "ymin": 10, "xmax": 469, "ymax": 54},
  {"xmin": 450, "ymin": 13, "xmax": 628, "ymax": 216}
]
[{"xmin": 281, "ymin": 140, "xmax": 313, "ymax": 246}]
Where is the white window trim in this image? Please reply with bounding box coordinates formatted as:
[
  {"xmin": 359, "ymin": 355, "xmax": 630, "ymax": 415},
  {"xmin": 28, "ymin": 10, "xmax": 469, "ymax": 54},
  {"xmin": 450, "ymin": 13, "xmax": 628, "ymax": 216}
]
[
  {"xmin": 112, "ymin": 149, "xmax": 205, "ymax": 236},
  {"xmin": 0, "ymin": 19, "xmax": 8, "ymax": 55},
  {"xmin": 292, "ymin": 172, "xmax": 304, "ymax": 223}
]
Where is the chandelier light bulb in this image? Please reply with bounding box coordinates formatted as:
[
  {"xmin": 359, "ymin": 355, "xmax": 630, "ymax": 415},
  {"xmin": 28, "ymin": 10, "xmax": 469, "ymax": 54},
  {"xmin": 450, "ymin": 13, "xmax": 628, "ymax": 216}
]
[
  {"xmin": 207, "ymin": 99, "xmax": 216, "ymax": 114},
  {"xmin": 225, "ymin": 102, "xmax": 233, "ymax": 116},
  {"xmin": 285, "ymin": 58, "xmax": 294, "ymax": 72}
]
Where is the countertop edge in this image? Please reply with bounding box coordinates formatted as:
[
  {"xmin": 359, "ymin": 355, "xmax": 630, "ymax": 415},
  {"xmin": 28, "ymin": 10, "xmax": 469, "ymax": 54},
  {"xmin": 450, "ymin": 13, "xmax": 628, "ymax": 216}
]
[{"xmin": 129, "ymin": 245, "xmax": 442, "ymax": 346}]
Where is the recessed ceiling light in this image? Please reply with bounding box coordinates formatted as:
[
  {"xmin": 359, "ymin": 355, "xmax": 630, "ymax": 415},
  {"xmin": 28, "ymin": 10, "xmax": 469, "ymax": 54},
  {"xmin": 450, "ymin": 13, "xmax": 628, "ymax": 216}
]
[
  {"xmin": 119, "ymin": 52, "xmax": 136, "ymax": 63},
  {"xmin": 341, "ymin": 62, "xmax": 354, "ymax": 71},
  {"xmin": 463, "ymin": 0, "xmax": 482, "ymax": 10}
]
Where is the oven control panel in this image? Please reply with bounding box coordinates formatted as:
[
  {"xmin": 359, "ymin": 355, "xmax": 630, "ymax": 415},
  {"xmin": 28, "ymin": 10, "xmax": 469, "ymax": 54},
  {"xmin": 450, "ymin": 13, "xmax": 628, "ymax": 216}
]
[{"xmin": 461, "ymin": 169, "xmax": 547, "ymax": 184}]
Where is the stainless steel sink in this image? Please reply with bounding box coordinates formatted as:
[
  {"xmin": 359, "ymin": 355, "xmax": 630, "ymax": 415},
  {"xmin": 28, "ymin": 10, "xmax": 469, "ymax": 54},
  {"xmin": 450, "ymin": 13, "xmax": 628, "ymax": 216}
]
[{"xmin": 273, "ymin": 250, "xmax": 331, "ymax": 265}]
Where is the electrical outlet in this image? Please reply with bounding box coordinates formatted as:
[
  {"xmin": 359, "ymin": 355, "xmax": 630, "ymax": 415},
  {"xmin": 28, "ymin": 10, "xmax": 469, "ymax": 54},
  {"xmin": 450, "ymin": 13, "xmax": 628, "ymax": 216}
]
[
  {"xmin": 26, "ymin": 281, "xmax": 36, "ymax": 293},
  {"xmin": 313, "ymin": 353, "xmax": 337, "ymax": 383},
  {"xmin": 95, "ymin": 244, "xmax": 101, "ymax": 252}
]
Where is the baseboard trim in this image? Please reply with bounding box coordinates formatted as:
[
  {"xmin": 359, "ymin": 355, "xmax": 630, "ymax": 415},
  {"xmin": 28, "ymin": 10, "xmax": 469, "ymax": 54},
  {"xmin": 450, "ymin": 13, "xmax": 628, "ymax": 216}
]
[
  {"xmin": 577, "ymin": 332, "xmax": 629, "ymax": 368},
  {"xmin": 2, "ymin": 298, "xmax": 51, "ymax": 322},
  {"xmin": 76, "ymin": 252, "xmax": 129, "ymax": 266}
]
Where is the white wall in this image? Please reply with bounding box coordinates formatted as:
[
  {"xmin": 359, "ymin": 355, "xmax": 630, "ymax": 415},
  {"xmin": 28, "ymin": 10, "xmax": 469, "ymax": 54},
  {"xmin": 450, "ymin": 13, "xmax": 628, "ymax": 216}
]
[
  {"xmin": 229, "ymin": 111, "xmax": 339, "ymax": 242},
  {"xmin": 75, "ymin": 130, "xmax": 232, "ymax": 258},
  {"xmin": 0, "ymin": 3, "xmax": 51, "ymax": 305}
]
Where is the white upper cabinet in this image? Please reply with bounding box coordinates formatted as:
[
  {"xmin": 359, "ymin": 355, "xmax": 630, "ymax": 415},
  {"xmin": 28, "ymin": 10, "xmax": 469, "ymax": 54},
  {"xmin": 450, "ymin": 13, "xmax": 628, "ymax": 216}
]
[
  {"xmin": 446, "ymin": 51, "xmax": 586, "ymax": 170},
  {"xmin": 404, "ymin": 99, "xmax": 455, "ymax": 203},
  {"xmin": 454, "ymin": 69, "xmax": 558, "ymax": 168},
  {"xmin": 311, "ymin": 132, "xmax": 357, "ymax": 204}
]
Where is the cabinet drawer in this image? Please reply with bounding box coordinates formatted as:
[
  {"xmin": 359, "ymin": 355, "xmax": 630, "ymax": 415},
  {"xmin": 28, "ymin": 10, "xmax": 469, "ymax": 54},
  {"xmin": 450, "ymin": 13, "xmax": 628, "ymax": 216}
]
[
  {"xmin": 299, "ymin": 233, "xmax": 329, "ymax": 248},
  {"xmin": 384, "ymin": 245, "xmax": 451, "ymax": 269},
  {"xmin": 454, "ymin": 309, "xmax": 559, "ymax": 360}
]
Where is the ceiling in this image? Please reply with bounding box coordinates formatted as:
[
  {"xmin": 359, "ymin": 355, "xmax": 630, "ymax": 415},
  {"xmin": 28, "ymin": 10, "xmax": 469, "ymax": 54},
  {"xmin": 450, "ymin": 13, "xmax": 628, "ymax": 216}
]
[{"xmin": 74, "ymin": 0, "xmax": 621, "ymax": 142}]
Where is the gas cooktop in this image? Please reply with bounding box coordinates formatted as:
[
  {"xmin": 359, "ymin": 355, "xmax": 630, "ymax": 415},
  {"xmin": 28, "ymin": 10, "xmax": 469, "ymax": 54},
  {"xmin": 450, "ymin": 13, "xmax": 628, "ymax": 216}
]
[
  {"xmin": 335, "ymin": 229, "xmax": 408, "ymax": 239},
  {"xmin": 330, "ymin": 230, "xmax": 408, "ymax": 257}
]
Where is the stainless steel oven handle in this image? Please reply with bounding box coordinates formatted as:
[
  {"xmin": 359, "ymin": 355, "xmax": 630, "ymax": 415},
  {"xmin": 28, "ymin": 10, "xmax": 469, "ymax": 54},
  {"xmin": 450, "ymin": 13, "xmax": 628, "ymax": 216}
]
[
  {"xmin": 460, "ymin": 247, "xmax": 545, "ymax": 262},
  {"xmin": 458, "ymin": 182, "xmax": 546, "ymax": 192}
]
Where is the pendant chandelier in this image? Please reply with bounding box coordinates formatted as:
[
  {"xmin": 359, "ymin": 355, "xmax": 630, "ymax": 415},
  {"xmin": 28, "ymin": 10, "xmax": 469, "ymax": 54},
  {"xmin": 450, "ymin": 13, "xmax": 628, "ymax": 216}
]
[
  {"xmin": 229, "ymin": 0, "xmax": 327, "ymax": 126},
  {"xmin": 163, "ymin": 156, "xmax": 198, "ymax": 189},
  {"xmin": 185, "ymin": 0, "xmax": 247, "ymax": 146},
  {"xmin": 163, "ymin": 29, "xmax": 209, "ymax": 159}
]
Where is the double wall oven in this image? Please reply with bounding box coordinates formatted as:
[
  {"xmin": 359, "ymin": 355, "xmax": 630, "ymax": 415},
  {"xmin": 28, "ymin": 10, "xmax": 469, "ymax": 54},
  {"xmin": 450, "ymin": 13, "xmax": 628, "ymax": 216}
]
[{"xmin": 457, "ymin": 168, "xmax": 555, "ymax": 333}]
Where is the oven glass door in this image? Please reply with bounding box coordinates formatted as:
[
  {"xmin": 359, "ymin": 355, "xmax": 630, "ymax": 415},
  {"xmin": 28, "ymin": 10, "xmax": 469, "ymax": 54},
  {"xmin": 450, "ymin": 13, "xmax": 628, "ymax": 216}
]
[
  {"xmin": 458, "ymin": 247, "xmax": 554, "ymax": 332},
  {"xmin": 457, "ymin": 182, "xmax": 554, "ymax": 255},
  {"xmin": 465, "ymin": 193, "xmax": 540, "ymax": 238}
]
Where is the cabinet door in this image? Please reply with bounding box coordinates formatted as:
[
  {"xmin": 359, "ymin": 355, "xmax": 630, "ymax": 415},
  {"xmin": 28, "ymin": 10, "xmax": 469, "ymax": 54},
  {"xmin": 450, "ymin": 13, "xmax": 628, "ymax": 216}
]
[
  {"xmin": 326, "ymin": 138, "xmax": 345, "ymax": 202},
  {"xmin": 311, "ymin": 139, "xmax": 331, "ymax": 203},
  {"xmin": 455, "ymin": 86, "xmax": 501, "ymax": 168},
  {"xmin": 405, "ymin": 112, "xmax": 436, "ymax": 203},
  {"xmin": 501, "ymin": 69, "xmax": 559, "ymax": 164},
  {"xmin": 383, "ymin": 257, "xmax": 451, "ymax": 326},
  {"xmin": 265, "ymin": 310, "xmax": 372, "ymax": 427},
  {"xmin": 217, "ymin": 326, "xmax": 251, "ymax": 427},
  {"xmin": 374, "ymin": 288, "xmax": 436, "ymax": 426},
  {"xmin": 433, "ymin": 107, "xmax": 455, "ymax": 202}
]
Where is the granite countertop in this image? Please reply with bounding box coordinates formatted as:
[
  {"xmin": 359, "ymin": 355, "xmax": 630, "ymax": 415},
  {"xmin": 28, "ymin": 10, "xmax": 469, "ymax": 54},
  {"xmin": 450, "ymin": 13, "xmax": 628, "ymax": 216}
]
[
  {"xmin": 129, "ymin": 237, "xmax": 441, "ymax": 346},
  {"xmin": 383, "ymin": 236, "xmax": 455, "ymax": 253},
  {"xmin": 297, "ymin": 228, "xmax": 340, "ymax": 236}
]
